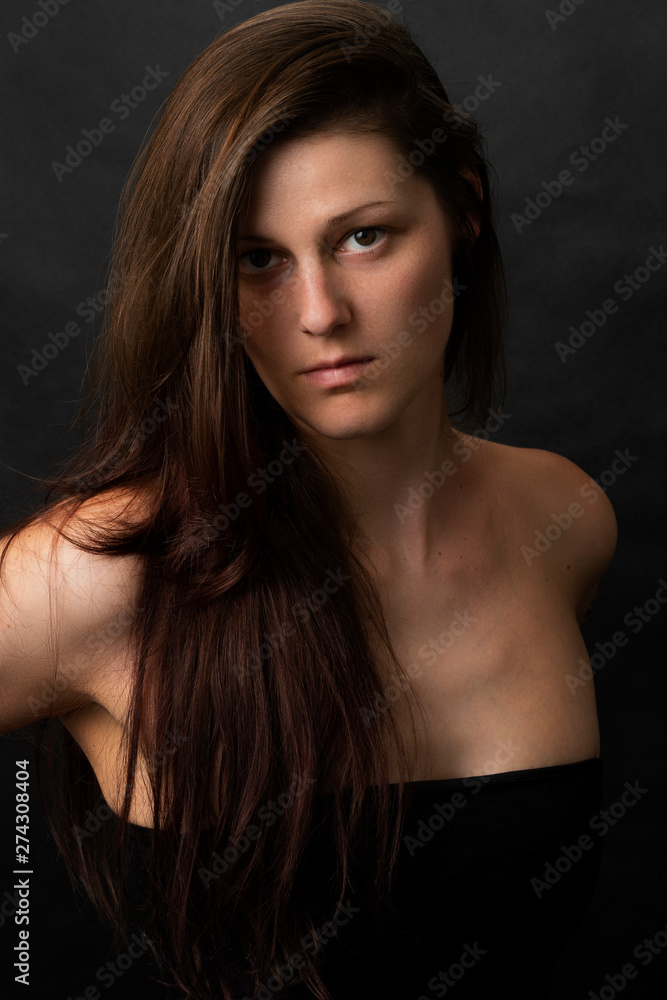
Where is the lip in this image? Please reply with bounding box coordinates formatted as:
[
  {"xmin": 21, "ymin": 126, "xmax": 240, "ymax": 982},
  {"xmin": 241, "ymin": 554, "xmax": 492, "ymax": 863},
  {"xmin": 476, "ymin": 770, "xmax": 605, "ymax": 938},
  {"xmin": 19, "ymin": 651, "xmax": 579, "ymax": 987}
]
[
  {"xmin": 301, "ymin": 355, "xmax": 376, "ymax": 373},
  {"xmin": 299, "ymin": 358, "xmax": 376, "ymax": 387}
]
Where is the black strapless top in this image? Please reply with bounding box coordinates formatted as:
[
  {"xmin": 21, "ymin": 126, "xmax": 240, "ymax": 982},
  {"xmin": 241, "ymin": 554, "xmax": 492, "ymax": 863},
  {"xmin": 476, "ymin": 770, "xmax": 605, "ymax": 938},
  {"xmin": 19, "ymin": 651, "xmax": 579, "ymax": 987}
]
[{"xmin": 126, "ymin": 757, "xmax": 604, "ymax": 999}]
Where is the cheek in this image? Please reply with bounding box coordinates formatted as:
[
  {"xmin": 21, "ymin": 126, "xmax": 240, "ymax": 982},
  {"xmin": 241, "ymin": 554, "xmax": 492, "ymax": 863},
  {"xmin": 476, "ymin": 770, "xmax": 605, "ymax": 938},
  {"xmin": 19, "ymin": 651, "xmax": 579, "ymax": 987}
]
[
  {"xmin": 414, "ymin": 243, "xmax": 453, "ymax": 303},
  {"xmin": 239, "ymin": 300, "xmax": 270, "ymax": 340},
  {"xmin": 389, "ymin": 254, "xmax": 455, "ymax": 346},
  {"xmin": 238, "ymin": 276, "xmax": 285, "ymax": 329},
  {"xmin": 238, "ymin": 302, "xmax": 282, "ymax": 370},
  {"xmin": 386, "ymin": 232, "xmax": 452, "ymax": 306}
]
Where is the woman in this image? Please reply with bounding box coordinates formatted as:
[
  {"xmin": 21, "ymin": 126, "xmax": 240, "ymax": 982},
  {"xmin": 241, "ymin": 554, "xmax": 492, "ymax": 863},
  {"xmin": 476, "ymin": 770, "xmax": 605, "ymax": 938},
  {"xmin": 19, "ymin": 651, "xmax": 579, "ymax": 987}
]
[{"xmin": 0, "ymin": 1, "xmax": 617, "ymax": 997}]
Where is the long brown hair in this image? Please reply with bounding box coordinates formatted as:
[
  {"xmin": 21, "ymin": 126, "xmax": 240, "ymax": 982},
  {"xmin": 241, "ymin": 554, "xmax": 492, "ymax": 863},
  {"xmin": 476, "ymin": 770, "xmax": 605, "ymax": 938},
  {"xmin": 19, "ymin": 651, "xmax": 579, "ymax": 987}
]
[{"xmin": 1, "ymin": 2, "xmax": 507, "ymax": 997}]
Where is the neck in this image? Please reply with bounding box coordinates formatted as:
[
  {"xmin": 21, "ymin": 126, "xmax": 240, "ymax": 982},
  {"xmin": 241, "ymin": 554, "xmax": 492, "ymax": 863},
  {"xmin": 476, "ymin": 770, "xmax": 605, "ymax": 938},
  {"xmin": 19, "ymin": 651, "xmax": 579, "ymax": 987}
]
[{"xmin": 294, "ymin": 391, "xmax": 475, "ymax": 575}]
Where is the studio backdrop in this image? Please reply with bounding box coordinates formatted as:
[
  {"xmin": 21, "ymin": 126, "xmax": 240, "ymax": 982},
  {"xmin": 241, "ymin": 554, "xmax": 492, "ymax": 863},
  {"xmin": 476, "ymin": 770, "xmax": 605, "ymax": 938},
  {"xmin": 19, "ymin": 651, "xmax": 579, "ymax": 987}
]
[{"xmin": 1, "ymin": 1, "xmax": 665, "ymax": 998}]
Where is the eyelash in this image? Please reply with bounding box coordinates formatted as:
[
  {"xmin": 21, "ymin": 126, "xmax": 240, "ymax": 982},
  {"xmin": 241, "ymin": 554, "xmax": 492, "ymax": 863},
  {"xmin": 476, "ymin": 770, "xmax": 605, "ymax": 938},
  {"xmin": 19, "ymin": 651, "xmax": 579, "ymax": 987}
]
[{"xmin": 238, "ymin": 226, "xmax": 390, "ymax": 275}]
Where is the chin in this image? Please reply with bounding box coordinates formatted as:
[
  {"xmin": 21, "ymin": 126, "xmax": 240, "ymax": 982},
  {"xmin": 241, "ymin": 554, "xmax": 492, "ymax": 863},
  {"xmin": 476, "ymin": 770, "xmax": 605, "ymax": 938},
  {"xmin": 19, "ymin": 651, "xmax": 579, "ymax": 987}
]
[{"xmin": 290, "ymin": 407, "xmax": 394, "ymax": 443}]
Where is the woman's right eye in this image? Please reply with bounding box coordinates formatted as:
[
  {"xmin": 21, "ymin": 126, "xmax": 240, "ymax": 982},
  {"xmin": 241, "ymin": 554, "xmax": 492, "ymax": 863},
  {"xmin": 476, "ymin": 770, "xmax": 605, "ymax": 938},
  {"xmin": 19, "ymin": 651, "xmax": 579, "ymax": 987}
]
[{"xmin": 239, "ymin": 249, "xmax": 281, "ymax": 274}]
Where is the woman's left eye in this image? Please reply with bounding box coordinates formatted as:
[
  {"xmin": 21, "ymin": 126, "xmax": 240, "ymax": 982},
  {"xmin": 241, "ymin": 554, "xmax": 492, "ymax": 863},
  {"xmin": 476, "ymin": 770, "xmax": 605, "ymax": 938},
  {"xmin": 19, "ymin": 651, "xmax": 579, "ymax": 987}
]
[
  {"xmin": 239, "ymin": 249, "xmax": 282, "ymax": 273},
  {"xmin": 341, "ymin": 227, "xmax": 386, "ymax": 252}
]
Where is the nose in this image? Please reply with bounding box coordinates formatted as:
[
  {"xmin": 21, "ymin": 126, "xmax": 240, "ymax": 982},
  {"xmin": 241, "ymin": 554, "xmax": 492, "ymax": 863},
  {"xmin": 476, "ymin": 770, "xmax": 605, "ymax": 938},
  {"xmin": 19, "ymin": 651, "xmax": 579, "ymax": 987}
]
[{"xmin": 297, "ymin": 263, "xmax": 352, "ymax": 337}]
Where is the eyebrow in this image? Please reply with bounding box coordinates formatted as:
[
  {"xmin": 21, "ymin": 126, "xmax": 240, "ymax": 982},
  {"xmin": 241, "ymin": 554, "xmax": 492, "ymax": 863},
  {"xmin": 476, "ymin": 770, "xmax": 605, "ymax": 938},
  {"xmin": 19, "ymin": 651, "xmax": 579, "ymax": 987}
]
[{"xmin": 238, "ymin": 200, "xmax": 398, "ymax": 243}]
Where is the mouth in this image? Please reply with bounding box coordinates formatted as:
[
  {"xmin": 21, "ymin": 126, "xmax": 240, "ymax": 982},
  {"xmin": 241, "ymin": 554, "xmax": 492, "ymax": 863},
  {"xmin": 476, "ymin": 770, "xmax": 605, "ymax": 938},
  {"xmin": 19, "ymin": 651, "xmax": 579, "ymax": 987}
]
[
  {"xmin": 299, "ymin": 357, "xmax": 377, "ymax": 387},
  {"xmin": 301, "ymin": 356, "xmax": 376, "ymax": 374}
]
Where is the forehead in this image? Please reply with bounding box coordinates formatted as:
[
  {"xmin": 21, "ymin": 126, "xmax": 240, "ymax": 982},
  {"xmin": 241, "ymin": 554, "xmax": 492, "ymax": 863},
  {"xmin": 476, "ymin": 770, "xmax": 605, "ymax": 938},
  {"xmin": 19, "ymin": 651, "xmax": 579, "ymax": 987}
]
[{"xmin": 238, "ymin": 130, "xmax": 431, "ymax": 229}]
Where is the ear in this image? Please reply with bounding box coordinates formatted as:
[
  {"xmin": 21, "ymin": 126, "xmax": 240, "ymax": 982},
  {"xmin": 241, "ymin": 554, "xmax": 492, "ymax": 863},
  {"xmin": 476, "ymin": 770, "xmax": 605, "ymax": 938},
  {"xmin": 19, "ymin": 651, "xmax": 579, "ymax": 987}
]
[{"xmin": 458, "ymin": 165, "xmax": 482, "ymax": 241}]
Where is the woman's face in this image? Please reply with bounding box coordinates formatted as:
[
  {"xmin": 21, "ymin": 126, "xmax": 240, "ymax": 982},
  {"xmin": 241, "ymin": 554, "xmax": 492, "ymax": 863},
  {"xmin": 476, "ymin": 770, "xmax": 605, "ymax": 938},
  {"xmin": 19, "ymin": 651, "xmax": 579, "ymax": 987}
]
[{"xmin": 237, "ymin": 130, "xmax": 460, "ymax": 443}]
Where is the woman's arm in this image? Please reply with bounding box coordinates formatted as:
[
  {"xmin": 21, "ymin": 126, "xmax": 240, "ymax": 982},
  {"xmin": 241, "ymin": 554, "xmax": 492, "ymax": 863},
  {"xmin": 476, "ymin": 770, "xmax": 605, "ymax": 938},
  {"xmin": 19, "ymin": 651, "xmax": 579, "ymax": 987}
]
[
  {"xmin": 517, "ymin": 447, "xmax": 618, "ymax": 626},
  {"xmin": 0, "ymin": 509, "xmax": 142, "ymax": 736}
]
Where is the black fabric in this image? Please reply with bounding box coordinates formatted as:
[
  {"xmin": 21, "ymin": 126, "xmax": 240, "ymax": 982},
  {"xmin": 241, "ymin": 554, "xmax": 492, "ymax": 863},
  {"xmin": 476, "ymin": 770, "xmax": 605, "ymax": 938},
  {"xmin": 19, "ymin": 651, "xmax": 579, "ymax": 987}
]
[{"xmin": 127, "ymin": 758, "xmax": 604, "ymax": 998}]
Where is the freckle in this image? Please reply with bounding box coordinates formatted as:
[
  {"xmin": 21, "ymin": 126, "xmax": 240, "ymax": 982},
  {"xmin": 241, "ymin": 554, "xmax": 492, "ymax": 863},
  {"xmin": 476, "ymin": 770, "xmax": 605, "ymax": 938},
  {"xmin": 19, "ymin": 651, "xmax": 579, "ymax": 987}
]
[{"xmin": 566, "ymin": 564, "xmax": 571, "ymax": 570}]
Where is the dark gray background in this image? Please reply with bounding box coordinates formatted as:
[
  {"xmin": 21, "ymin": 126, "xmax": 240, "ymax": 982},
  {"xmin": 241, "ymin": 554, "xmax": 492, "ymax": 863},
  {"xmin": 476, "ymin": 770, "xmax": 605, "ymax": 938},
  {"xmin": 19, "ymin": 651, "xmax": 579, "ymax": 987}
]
[{"xmin": 1, "ymin": 0, "xmax": 665, "ymax": 997}]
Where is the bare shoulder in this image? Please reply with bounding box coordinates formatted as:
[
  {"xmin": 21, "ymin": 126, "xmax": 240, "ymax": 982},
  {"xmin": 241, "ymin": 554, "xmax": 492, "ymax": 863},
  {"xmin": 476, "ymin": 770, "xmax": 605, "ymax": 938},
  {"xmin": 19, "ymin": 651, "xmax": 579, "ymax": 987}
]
[
  {"xmin": 509, "ymin": 443, "xmax": 617, "ymax": 556},
  {"xmin": 479, "ymin": 439, "xmax": 618, "ymax": 622},
  {"xmin": 0, "ymin": 488, "xmax": 150, "ymax": 732},
  {"xmin": 31, "ymin": 487, "xmax": 150, "ymax": 596},
  {"xmin": 1, "ymin": 488, "xmax": 147, "ymax": 608},
  {"xmin": 39, "ymin": 486, "xmax": 153, "ymax": 666}
]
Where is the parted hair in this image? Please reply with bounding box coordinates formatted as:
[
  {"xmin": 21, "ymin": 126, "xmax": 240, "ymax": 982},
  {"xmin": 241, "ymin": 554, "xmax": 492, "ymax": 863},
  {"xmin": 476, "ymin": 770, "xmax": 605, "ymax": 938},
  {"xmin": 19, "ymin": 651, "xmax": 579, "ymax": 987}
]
[{"xmin": 0, "ymin": 2, "xmax": 507, "ymax": 997}]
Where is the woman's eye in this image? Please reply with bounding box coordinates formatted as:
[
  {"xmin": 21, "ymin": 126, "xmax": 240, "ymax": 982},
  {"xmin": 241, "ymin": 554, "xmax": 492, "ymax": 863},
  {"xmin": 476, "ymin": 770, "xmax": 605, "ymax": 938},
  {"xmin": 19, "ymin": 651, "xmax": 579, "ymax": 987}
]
[
  {"xmin": 239, "ymin": 227, "xmax": 387, "ymax": 274},
  {"xmin": 239, "ymin": 249, "xmax": 281, "ymax": 273},
  {"xmin": 342, "ymin": 228, "xmax": 384, "ymax": 251}
]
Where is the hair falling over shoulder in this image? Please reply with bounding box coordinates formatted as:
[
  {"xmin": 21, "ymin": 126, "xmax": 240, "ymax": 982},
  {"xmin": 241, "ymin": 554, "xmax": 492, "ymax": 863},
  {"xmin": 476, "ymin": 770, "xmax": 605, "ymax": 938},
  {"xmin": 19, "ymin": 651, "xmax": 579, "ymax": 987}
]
[{"xmin": 0, "ymin": 2, "xmax": 507, "ymax": 996}]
